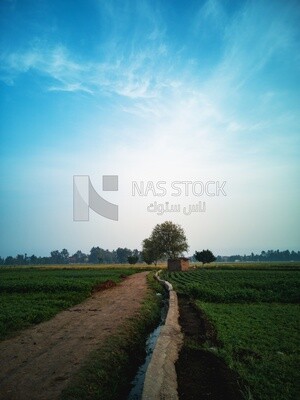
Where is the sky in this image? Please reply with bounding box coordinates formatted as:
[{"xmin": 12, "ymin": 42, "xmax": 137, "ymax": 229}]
[{"xmin": 0, "ymin": 0, "xmax": 299, "ymax": 258}]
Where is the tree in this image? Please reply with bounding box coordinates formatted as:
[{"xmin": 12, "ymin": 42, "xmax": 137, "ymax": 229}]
[
  {"xmin": 116, "ymin": 247, "xmax": 132, "ymax": 264},
  {"xmin": 89, "ymin": 247, "xmax": 102, "ymax": 263},
  {"xmin": 5, "ymin": 256, "xmax": 15, "ymax": 265},
  {"xmin": 16, "ymin": 254, "xmax": 25, "ymax": 265},
  {"xmin": 50, "ymin": 250, "xmax": 61, "ymax": 264},
  {"xmin": 141, "ymin": 238, "xmax": 160, "ymax": 265},
  {"xmin": 127, "ymin": 255, "xmax": 139, "ymax": 265},
  {"xmin": 29, "ymin": 254, "xmax": 38, "ymax": 264},
  {"xmin": 60, "ymin": 249, "xmax": 69, "ymax": 264},
  {"xmin": 144, "ymin": 221, "xmax": 188, "ymax": 261},
  {"xmin": 194, "ymin": 249, "xmax": 216, "ymax": 265},
  {"xmin": 71, "ymin": 250, "xmax": 87, "ymax": 264}
]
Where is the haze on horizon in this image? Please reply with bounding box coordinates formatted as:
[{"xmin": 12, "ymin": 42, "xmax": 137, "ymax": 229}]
[{"xmin": 0, "ymin": 0, "xmax": 299, "ymax": 258}]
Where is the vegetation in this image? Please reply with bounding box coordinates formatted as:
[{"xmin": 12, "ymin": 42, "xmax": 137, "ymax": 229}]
[
  {"xmin": 141, "ymin": 238, "xmax": 160, "ymax": 265},
  {"xmin": 216, "ymin": 249, "xmax": 300, "ymax": 263},
  {"xmin": 164, "ymin": 267, "xmax": 300, "ymax": 400},
  {"xmin": 166, "ymin": 269, "xmax": 300, "ymax": 303},
  {"xmin": 2, "ymin": 248, "xmax": 299, "ymax": 266},
  {"xmin": 127, "ymin": 255, "xmax": 139, "ymax": 264},
  {"xmin": 142, "ymin": 221, "xmax": 188, "ymax": 264},
  {"xmin": 61, "ymin": 273, "xmax": 164, "ymax": 400},
  {"xmin": 0, "ymin": 247, "xmax": 142, "ymax": 265},
  {"xmin": 194, "ymin": 249, "xmax": 216, "ymax": 264},
  {"xmin": 0, "ymin": 267, "xmax": 140, "ymax": 340},
  {"xmin": 198, "ymin": 302, "xmax": 299, "ymax": 400}
]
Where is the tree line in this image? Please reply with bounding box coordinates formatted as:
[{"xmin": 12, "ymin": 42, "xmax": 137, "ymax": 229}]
[
  {"xmin": 0, "ymin": 247, "xmax": 141, "ymax": 266},
  {"xmin": 215, "ymin": 249, "xmax": 300, "ymax": 262},
  {"xmin": 1, "ymin": 248, "xmax": 299, "ymax": 266}
]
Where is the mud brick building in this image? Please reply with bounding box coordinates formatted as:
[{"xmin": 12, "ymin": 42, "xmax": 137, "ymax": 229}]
[{"xmin": 167, "ymin": 257, "xmax": 189, "ymax": 271}]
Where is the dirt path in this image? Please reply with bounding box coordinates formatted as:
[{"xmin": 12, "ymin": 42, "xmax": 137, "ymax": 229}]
[{"xmin": 0, "ymin": 271, "xmax": 149, "ymax": 400}]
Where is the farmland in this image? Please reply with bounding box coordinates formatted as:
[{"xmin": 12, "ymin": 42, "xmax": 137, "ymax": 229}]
[
  {"xmin": 0, "ymin": 266, "xmax": 142, "ymax": 340},
  {"xmin": 164, "ymin": 266, "xmax": 300, "ymax": 400},
  {"xmin": 0, "ymin": 266, "xmax": 164, "ymax": 400}
]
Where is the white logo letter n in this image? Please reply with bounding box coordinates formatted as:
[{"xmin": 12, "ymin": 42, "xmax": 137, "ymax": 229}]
[{"xmin": 73, "ymin": 175, "xmax": 119, "ymax": 221}]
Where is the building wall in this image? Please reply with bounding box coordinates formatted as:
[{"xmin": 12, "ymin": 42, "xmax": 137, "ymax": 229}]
[{"xmin": 167, "ymin": 258, "xmax": 189, "ymax": 271}]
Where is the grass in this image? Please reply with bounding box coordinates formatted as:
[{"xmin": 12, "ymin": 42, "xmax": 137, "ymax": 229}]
[
  {"xmin": 190, "ymin": 261, "xmax": 300, "ymax": 270},
  {"xmin": 164, "ymin": 269, "xmax": 300, "ymax": 303},
  {"xmin": 198, "ymin": 302, "xmax": 300, "ymax": 400},
  {"xmin": 61, "ymin": 272, "xmax": 164, "ymax": 400},
  {"xmin": 165, "ymin": 266, "xmax": 300, "ymax": 400},
  {"xmin": 0, "ymin": 267, "xmax": 141, "ymax": 340}
]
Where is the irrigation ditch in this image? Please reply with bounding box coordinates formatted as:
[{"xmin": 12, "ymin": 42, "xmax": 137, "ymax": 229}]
[
  {"xmin": 127, "ymin": 290, "xmax": 169, "ymax": 399},
  {"xmin": 129, "ymin": 270, "xmax": 243, "ymax": 400},
  {"xmin": 133, "ymin": 270, "xmax": 184, "ymax": 400}
]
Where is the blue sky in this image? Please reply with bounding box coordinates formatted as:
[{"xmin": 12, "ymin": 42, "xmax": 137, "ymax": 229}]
[{"xmin": 0, "ymin": 0, "xmax": 299, "ymax": 257}]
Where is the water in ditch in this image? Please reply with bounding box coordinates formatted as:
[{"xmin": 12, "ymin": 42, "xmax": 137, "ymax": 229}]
[{"xmin": 127, "ymin": 295, "xmax": 169, "ymax": 400}]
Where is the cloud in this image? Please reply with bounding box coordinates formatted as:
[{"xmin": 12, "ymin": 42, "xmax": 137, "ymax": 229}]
[
  {"xmin": 0, "ymin": 42, "xmax": 174, "ymax": 101},
  {"xmin": 210, "ymin": 0, "xmax": 299, "ymax": 92},
  {"xmin": 48, "ymin": 82, "xmax": 93, "ymax": 94},
  {"xmin": 0, "ymin": 45, "xmax": 89, "ymax": 91},
  {"xmin": 1, "ymin": 0, "xmax": 299, "ymax": 149}
]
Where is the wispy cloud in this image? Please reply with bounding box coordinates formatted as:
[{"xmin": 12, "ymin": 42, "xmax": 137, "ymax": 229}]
[
  {"xmin": 0, "ymin": 45, "xmax": 88, "ymax": 90},
  {"xmin": 0, "ymin": 43, "xmax": 173, "ymax": 100},
  {"xmin": 1, "ymin": 0, "xmax": 299, "ymax": 141},
  {"xmin": 210, "ymin": 0, "xmax": 299, "ymax": 92}
]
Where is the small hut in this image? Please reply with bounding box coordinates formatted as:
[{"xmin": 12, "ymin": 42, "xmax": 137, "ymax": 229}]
[{"xmin": 167, "ymin": 257, "xmax": 189, "ymax": 271}]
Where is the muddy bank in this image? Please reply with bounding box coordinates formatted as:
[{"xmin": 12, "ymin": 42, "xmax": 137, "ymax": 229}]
[{"xmin": 176, "ymin": 296, "xmax": 242, "ymax": 400}]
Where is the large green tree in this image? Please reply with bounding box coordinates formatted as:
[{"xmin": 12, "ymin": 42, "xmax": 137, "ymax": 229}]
[{"xmin": 143, "ymin": 221, "xmax": 188, "ymax": 262}]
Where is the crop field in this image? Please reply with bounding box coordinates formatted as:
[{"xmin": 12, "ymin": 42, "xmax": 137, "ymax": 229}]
[
  {"xmin": 164, "ymin": 267, "xmax": 300, "ymax": 400},
  {"xmin": 0, "ymin": 266, "xmax": 141, "ymax": 340}
]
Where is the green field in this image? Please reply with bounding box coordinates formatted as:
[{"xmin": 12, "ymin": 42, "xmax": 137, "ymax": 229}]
[
  {"xmin": 0, "ymin": 266, "xmax": 141, "ymax": 340},
  {"xmin": 164, "ymin": 267, "xmax": 300, "ymax": 400}
]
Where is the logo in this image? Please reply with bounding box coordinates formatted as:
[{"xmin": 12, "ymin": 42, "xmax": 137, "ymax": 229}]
[
  {"xmin": 73, "ymin": 175, "xmax": 119, "ymax": 221},
  {"xmin": 73, "ymin": 176, "xmax": 227, "ymax": 221}
]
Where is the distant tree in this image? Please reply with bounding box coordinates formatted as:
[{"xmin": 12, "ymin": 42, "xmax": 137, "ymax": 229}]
[
  {"xmin": 127, "ymin": 255, "xmax": 139, "ymax": 265},
  {"xmin": 141, "ymin": 238, "xmax": 160, "ymax": 265},
  {"xmin": 89, "ymin": 247, "xmax": 102, "ymax": 263},
  {"xmin": 132, "ymin": 249, "xmax": 140, "ymax": 258},
  {"xmin": 148, "ymin": 221, "xmax": 188, "ymax": 260},
  {"xmin": 116, "ymin": 247, "xmax": 132, "ymax": 264},
  {"xmin": 16, "ymin": 254, "xmax": 25, "ymax": 265},
  {"xmin": 29, "ymin": 254, "xmax": 38, "ymax": 264},
  {"xmin": 60, "ymin": 249, "xmax": 69, "ymax": 264},
  {"xmin": 194, "ymin": 249, "xmax": 216, "ymax": 265},
  {"xmin": 50, "ymin": 250, "xmax": 61, "ymax": 264},
  {"xmin": 88, "ymin": 247, "xmax": 138, "ymax": 264},
  {"xmin": 5, "ymin": 256, "xmax": 15, "ymax": 265},
  {"xmin": 70, "ymin": 250, "xmax": 87, "ymax": 263}
]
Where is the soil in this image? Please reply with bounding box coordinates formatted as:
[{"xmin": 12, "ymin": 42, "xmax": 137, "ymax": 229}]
[
  {"xmin": 176, "ymin": 296, "xmax": 243, "ymax": 400},
  {"xmin": 0, "ymin": 271, "xmax": 149, "ymax": 400}
]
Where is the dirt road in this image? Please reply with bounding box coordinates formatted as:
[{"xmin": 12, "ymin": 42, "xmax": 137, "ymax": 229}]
[{"xmin": 0, "ymin": 271, "xmax": 149, "ymax": 400}]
